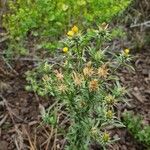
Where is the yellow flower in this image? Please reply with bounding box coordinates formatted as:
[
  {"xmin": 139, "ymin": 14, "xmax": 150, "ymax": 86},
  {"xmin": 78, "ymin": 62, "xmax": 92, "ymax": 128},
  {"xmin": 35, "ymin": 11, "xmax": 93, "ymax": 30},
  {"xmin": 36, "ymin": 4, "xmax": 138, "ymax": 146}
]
[
  {"xmin": 63, "ymin": 47, "xmax": 69, "ymax": 53},
  {"xmin": 124, "ymin": 48, "xmax": 130, "ymax": 56},
  {"xmin": 97, "ymin": 64, "xmax": 109, "ymax": 78},
  {"xmin": 106, "ymin": 110, "xmax": 113, "ymax": 119},
  {"xmin": 71, "ymin": 25, "xmax": 79, "ymax": 33},
  {"xmin": 72, "ymin": 71, "xmax": 83, "ymax": 86},
  {"xmin": 89, "ymin": 79, "xmax": 99, "ymax": 92},
  {"xmin": 102, "ymin": 132, "xmax": 110, "ymax": 142},
  {"xmin": 67, "ymin": 30, "xmax": 74, "ymax": 37}
]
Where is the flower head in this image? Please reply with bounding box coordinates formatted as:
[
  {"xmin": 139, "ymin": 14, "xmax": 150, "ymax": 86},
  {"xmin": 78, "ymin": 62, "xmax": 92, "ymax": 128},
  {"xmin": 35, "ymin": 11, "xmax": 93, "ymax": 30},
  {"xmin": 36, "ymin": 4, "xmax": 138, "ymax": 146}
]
[
  {"xmin": 89, "ymin": 79, "xmax": 99, "ymax": 92},
  {"xmin": 53, "ymin": 70, "xmax": 64, "ymax": 81},
  {"xmin": 83, "ymin": 62, "xmax": 94, "ymax": 77},
  {"xmin": 106, "ymin": 110, "xmax": 113, "ymax": 119},
  {"xmin": 79, "ymin": 100, "xmax": 86, "ymax": 108},
  {"xmin": 100, "ymin": 22, "xmax": 109, "ymax": 30},
  {"xmin": 71, "ymin": 25, "xmax": 79, "ymax": 33},
  {"xmin": 105, "ymin": 94, "xmax": 115, "ymax": 105},
  {"xmin": 63, "ymin": 47, "xmax": 69, "ymax": 53},
  {"xmin": 72, "ymin": 71, "xmax": 83, "ymax": 86},
  {"xmin": 97, "ymin": 64, "xmax": 109, "ymax": 78},
  {"xmin": 124, "ymin": 48, "xmax": 130, "ymax": 56},
  {"xmin": 86, "ymin": 61, "xmax": 92, "ymax": 67},
  {"xmin": 91, "ymin": 127, "xmax": 98, "ymax": 135},
  {"xmin": 67, "ymin": 30, "xmax": 74, "ymax": 37},
  {"xmin": 83, "ymin": 67, "xmax": 94, "ymax": 77},
  {"xmin": 58, "ymin": 84, "xmax": 67, "ymax": 93},
  {"xmin": 42, "ymin": 74, "xmax": 51, "ymax": 82},
  {"xmin": 102, "ymin": 132, "xmax": 110, "ymax": 142}
]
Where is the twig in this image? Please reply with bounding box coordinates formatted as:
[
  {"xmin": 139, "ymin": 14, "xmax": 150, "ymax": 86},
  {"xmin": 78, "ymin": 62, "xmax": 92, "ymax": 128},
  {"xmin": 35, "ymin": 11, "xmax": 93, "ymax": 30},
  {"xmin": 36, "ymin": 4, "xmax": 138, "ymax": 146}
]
[
  {"xmin": 0, "ymin": 114, "xmax": 8, "ymax": 126},
  {"xmin": 60, "ymin": 117, "xmax": 70, "ymax": 126},
  {"xmin": 40, "ymin": 126, "xmax": 53, "ymax": 147},
  {"xmin": 11, "ymin": 110, "xmax": 28, "ymax": 123},
  {"xmin": 33, "ymin": 129, "xmax": 37, "ymax": 150},
  {"xmin": 130, "ymin": 20, "xmax": 150, "ymax": 28},
  {"xmin": 13, "ymin": 135, "xmax": 23, "ymax": 150},
  {"xmin": 23, "ymin": 126, "xmax": 37, "ymax": 150},
  {"xmin": 0, "ymin": 94, "xmax": 24, "ymax": 149},
  {"xmin": 52, "ymin": 128, "xmax": 57, "ymax": 150},
  {"xmin": 2, "ymin": 56, "xmax": 19, "ymax": 75},
  {"xmin": 45, "ymin": 127, "xmax": 54, "ymax": 150},
  {"xmin": 14, "ymin": 138, "xmax": 20, "ymax": 150},
  {"xmin": 0, "ymin": 55, "xmax": 64, "ymax": 62},
  {"xmin": 0, "ymin": 94, "xmax": 16, "ymax": 125}
]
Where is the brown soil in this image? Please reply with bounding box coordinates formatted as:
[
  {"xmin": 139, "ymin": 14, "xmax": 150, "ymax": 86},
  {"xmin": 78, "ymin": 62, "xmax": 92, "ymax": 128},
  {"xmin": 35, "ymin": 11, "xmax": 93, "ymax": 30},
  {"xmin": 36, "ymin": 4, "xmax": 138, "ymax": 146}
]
[{"xmin": 0, "ymin": 58, "xmax": 55, "ymax": 150}]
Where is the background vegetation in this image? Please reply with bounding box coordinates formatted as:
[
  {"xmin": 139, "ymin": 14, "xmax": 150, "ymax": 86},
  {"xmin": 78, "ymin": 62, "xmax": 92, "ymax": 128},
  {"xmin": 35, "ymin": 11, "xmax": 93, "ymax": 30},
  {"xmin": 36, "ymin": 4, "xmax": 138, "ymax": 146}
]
[{"xmin": 2, "ymin": 0, "xmax": 131, "ymax": 56}]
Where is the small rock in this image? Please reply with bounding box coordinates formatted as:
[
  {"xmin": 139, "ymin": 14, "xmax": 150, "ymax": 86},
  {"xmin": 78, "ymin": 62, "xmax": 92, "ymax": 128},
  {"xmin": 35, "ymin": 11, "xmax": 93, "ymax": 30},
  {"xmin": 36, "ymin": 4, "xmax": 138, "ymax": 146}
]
[
  {"xmin": 133, "ymin": 87, "xmax": 138, "ymax": 91},
  {"xmin": 0, "ymin": 141, "xmax": 8, "ymax": 150},
  {"xmin": 142, "ymin": 69, "xmax": 148, "ymax": 75}
]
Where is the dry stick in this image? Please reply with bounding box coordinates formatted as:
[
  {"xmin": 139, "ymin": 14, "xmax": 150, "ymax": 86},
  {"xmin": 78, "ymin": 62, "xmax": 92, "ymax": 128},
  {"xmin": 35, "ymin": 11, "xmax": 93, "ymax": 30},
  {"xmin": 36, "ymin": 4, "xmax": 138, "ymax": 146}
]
[
  {"xmin": 0, "ymin": 94, "xmax": 16, "ymax": 126},
  {"xmin": 11, "ymin": 110, "xmax": 28, "ymax": 123},
  {"xmin": 40, "ymin": 129, "xmax": 49, "ymax": 140},
  {"xmin": 40, "ymin": 126, "xmax": 53, "ymax": 148},
  {"xmin": 52, "ymin": 128, "xmax": 57, "ymax": 150},
  {"xmin": 14, "ymin": 139, "xmax": 20, "ymax": 150},
  {"xmin": 40, "ymin": 126, "xmax": 53, "ymax": 147},
  {"xmin": 0, "ymin": 95, "xmax": 27, "ymax": 123},
  {"xmin": 53, "ymin": 105, "xmax": 60, "ymax": 150},
  {"xmin": 60, "ymin": 138, "xmax": 67, "ymax": 150},
  {"xmin": 1, "ymin": 56, "xmax": 65, "ymax": 63},
  {"xmin": 23, "ymin": 126, "xmax": 36, "ymax": 150},
  {"xmin": 14, "ymin": 136, "xmax": 22, "ymax": 150},
  {"xmin": 0, "ymin": 96, "xmax": 27, "ymax": 123},
  {"xmin": 0, "ymin": 114, "xmax": 8, "ymax": 126},
  {"xmin": 130, "ymin": 20, "xmax": 150, "ymax": 28},
  {"xmin": 60, "ymin": 117, "xmax": 70, "ymax": 126},
  {"xmin": 58, "ymin": 109, "xmax": 69, "ymax": 126},
  {"xmin": 41, "ymin": 127, "xmax": 52, "ymax": 147},
  {"xmin": 43, "ymin": 126, "xmax": 51, "ymax": 138},
  {"xmin": 2, "ymin": 56, "xmax": 19, "ymax": 75},
  {"xmin": 33, "ymin": 128, "xmax": 37, "ymax": 150},
  {"xmin": 0, "ymin": 94, "xmax": 23, "ymax": 149},
  {"xmin": 45, "ymin": 127, "xmax": 54, "ymax": 150},
  {"xmin": 51, "ymin": 104, "xmax": 59, "ymax": 150}
]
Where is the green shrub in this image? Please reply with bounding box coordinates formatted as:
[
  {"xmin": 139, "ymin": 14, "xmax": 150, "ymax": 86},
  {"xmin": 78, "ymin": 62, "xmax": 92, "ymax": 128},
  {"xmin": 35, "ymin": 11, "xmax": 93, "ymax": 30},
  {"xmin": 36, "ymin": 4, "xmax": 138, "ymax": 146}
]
[
  {"xmin": 123, "ymin": 112, "xmax": 150, "ymax": 147},
  {"xmin": 3, "ymin": 0, "xmax": 131, "ymax": 56},
  {"xmin": 26, "ymin": 25, "xmax": 132, "ymax": 149}
]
